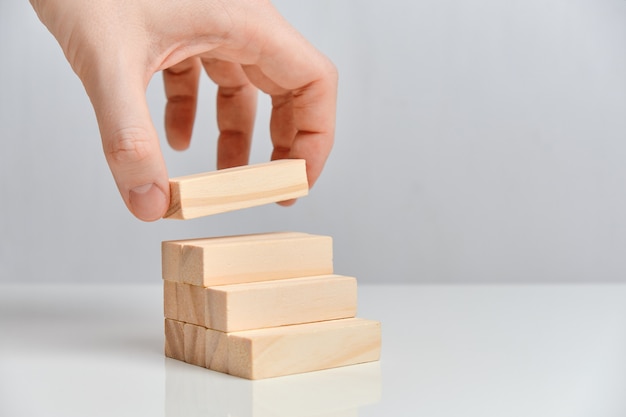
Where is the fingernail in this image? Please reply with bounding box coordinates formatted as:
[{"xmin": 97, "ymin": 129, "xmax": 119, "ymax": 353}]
[{"xmin": 129, "ymin": 183, "xmax": 167, "ymax": 221}]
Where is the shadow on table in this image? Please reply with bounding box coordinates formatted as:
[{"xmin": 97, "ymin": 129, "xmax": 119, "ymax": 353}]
[{"xmin": 164, "ymin": 358, "xmax": 381, "ymax": 417}]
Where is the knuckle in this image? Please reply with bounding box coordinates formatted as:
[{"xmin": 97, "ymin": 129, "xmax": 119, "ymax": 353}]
[
  {"xmin": 324, "ymin": 59, "xmax": 339, "ymax": 80},
  {"xmin": 167, "ymin": 94, "xmax": 195, "ymax": 105},
  {"xmin": 218, "ymin": 84, "xmax": 246, "ymax": 99},
  {"xmin": 104, "ymin": 127, "xmax": 154, "ymax": 165},
  {"xmin": 315, "ymin": 55, "xmax": 338, "ymax": 84}
]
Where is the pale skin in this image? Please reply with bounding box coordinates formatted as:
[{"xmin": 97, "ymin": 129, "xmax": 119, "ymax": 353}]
[{"xmin": 30, "ymin": 0, "xmax": 337, "ymax": 221}]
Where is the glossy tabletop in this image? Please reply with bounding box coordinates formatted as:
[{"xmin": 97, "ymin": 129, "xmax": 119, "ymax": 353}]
[{"xmin": 1, "ymin": 283, "xmax": 626, "ymax": 416}]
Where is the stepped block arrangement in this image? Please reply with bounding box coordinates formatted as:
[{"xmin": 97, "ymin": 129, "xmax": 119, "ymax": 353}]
[
  {"xmin": 162, "ymin": 160, "xmax": 381, "ymax": 379},
  {"xmin": 163, "ymin": 232, "xmax": 381, "ymax": 379}
]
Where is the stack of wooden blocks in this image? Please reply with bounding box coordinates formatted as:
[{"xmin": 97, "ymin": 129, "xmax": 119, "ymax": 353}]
[{"xmin": 162, "ymin": 160, "xmax": 381, "ymax": 380}]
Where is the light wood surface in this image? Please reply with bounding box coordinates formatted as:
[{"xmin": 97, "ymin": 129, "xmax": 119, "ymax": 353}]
[
  {"xmin": 162, "ymin": 232, "xmax": 333, "ymax": 286},
  {"xmin": 183, "ymin": 323, "xmax": 206, "ymax": 368},
  {"xmin": 228, "ymin": 318, "xmax": 382, "ymax": 380},
  {"xmin": 164, "ymin": 159, "xmax": 309, "ymax": 219},
  {"xmin": 164, "ymin": 318, "xmax": 184, "ymax": 362},
  {"xmin": 205, "ymin": 327, "xmax": 230, "ymax": 373},
  {"xmin": 163, "ymin": 280, "xmax": 177, "ymax": 320},
  {"xmin": 165, "ymin": 318, "xmax": 382, "ymax": 380},
  {"xmin": 176, "ymin": 283, "xmax": 207, "ymax": 327},
  {"xmin": 163, "ymin": 275, "xmax": 358, "ymax": 332}
]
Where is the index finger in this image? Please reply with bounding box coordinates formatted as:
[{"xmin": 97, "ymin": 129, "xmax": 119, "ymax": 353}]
[{"xmin": 241, "ymin": 23, "xmax": 338, "ymax": 189}]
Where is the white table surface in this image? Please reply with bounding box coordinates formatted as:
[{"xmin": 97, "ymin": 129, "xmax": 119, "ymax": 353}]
[{"xmin": 1, "ymin": 283, "xmax": 626, "ymax": 416}]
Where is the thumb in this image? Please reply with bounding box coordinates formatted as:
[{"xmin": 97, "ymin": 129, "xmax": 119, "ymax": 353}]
[{"xmin": 85, "ymin": 69, "xmax": 170, "ymax": 222}]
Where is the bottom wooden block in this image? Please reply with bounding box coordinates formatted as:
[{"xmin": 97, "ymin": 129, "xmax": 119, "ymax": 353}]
[
  {"xmin": 227, "ymin": 318, "xmax": 381, "ymax": 379},
  {"xmin": 165, "ymin": 318, "xmax": 381, "ymax": 380},
  {"xmin": 164, "ymin": 318, "xmax": 184, "ymax": 362}
]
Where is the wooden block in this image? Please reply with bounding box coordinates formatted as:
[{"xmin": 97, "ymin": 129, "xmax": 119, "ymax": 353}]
[
  {"xmin": 205, "ymin": 327, "xmax": 230, "ymax": 373},
  {"xmin": 164, "ymin": 275, "xmax": 357, "ymax": 332},
  {"xmin": 222, "ymin": 318, "xmax": 381, "ymax": 380},
  {"xmin": 207, "ymin": 275, "xmax": 358, "ymax": 332},
  {"xmin": 162, "ymin": 232, "xmax": 333, "ymax": 286},
  {"xmin": 183, "ymin": 323, "xmax": 206, "ymax": 367},
  {"xmin": 164, "ymin": 159, "xmax": 308, "ymax": 219},
  {"xmin": 163, "ymin": 280, "xmax": 178, "ymax": 320},
  {"xmin": 167, "ymin": 318, "xmax": 381, "ymax": 380},
  {"xmin": 164, "ymin": 318, "xmax": 185, "ymax": 362},
  {"xmin": 177, "ymin": 283, "xmax": 207, "ymax": 327},
  {"xmin": 162, "ymin": 242, "xmax": 182, "ymax": 282}
]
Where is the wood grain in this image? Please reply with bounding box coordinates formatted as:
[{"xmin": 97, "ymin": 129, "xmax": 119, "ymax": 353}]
[
  {"xmin": 163, "ymin": 280, "xmax": 178, "ymax": 320},
  {"xmin": 161, "ymin": 232, "xmax": 333, "ymax": 286},
  {"xmin": 164, "ymin": 159, "xmax": 308, "ymax": 219},
  {"xmin": 183, "ymin": 323, "xmax": 206, "ymax": 367},
  {"xmin": 165, "ymin": 317, "xmax": 381, "ymax": 380},
  {"xmin": 208, "ymin": 275, "xmax": 358, "ymax": 332},
  {"xmin": 226, "ymin": 318, "xmax": 381, "ymax": 380},
  {"xmin": 164, "ymin": 318, "xmax": 185, "ymax": 362},
  {"xmin": 205, "ymin": 327, "xmax": 230, "ymax": 373},
  {"xmin": 177, "ymin": 283, "xmax": 207, "ymax": 327},
  {"xmin": 164, "ymin": 275, "xmax": 357, "ymax": 332}
]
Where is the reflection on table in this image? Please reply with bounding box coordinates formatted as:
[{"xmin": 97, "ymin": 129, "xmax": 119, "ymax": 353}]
[{"xmin": 165, "ymin": 359, "xmax": 382, "ymax": 417}]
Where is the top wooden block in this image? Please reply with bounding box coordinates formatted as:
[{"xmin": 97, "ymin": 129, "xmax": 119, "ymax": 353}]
[
  {"xmin": 162, "ymin": 232, "xmax": 334, "ymax": 287},
  {"xmin": 164, "ymin": 159, "xmax": 309, "ymax": 219}
]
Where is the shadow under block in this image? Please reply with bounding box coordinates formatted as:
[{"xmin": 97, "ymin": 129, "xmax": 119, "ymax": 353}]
[
  {"xmin": 165, "ymin": 318, "xmax": 381, "ymax": 380},
  {"xmin": 163, "ymin": 275, "xmax": 358, "ymax": 332},
  {"xmin": 162, "ymin": 232, "xmax": 333, "ymax": 286},
  {"xmin": 164, "ymin": 159, "xmax": 309, "ymax": 219}
]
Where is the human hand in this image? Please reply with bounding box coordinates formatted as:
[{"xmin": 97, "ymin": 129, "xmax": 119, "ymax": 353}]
[{"xmin": 30, "ymin": 0, "xmax": 337, "ymax": 221}]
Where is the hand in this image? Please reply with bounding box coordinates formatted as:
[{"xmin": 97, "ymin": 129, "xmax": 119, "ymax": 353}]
[{"xmin": 30, "ymin": 0, "xmax": 337, "ymax": 221}]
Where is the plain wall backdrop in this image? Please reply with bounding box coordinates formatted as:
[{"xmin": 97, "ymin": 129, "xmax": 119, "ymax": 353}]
[{"xmin": 1, "ymin": 0, "xmax": 625, "ymax": 284}]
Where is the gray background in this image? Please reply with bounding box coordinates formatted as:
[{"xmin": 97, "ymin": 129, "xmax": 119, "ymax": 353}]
[{"xmin": 1, "ymin": 0, "xmax": 625, "ymax": 284}]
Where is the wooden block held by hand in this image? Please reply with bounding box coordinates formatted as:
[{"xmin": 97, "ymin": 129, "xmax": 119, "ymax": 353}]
[
  {"xmin": 164, "ymin": 159, "xmax": 309, "ymax": 219},
  {"xmin": 162, "ymin": 232, "xmax": 333, "ymax": 286}
]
